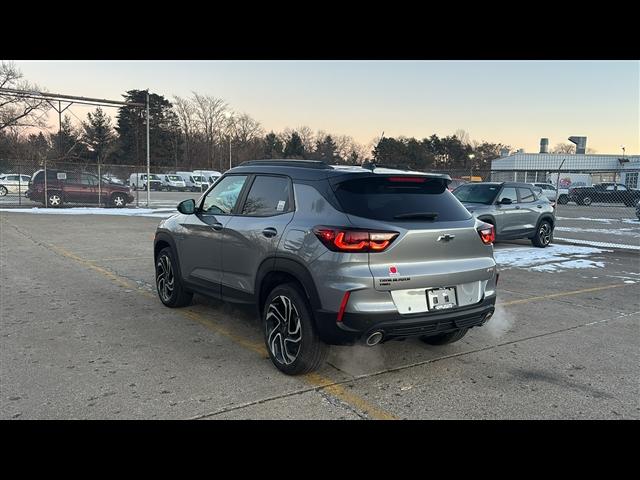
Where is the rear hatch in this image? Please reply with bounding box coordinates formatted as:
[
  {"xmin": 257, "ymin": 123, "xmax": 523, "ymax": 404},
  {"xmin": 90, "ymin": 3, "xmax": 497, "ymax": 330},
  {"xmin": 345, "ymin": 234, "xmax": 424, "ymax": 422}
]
[{"xmin": 331, "ymin": 173, "xmax": 496, "ymax": 309}]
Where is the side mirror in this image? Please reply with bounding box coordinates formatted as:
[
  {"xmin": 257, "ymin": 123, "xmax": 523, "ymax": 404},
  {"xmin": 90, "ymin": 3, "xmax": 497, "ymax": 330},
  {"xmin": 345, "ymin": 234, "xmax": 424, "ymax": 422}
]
[
  {"xmin": 177, "ymin": 198, "xmax": 196, "ymax": 214},
  {"xmin": 499, "ymin": 198, "xmax": 512, "ymax": 205}
]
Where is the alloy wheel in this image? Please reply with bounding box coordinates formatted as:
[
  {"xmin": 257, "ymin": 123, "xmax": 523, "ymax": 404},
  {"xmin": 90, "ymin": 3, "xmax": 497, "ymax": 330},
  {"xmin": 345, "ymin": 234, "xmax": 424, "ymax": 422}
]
[
  {"xmin": 156, "ymin": 254, "xmax": 175, "ymax": 302},
  {"xmin": 113, "ymin": 195, "xmax": 125, "ymax": 207},
  {"xmin": 0, "ymin": 186, "xmax": 7, "ymax": 196},
  {"xmin": 49, "ymin": 194, "xmax": 61, "ymax": 206},
  {"xmin": 539, "ymin": 223, "xmax": 552, "ymax": 246},
  {"xmin": 265, "ymin": 295, "xmax": 302, "ymax": 365}
]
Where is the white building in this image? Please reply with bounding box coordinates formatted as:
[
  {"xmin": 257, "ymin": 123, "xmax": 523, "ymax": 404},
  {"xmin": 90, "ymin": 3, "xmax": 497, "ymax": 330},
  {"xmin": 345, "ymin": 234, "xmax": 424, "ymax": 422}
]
[{"xmin": 490, "ymin": 140, "xmax": 640, "ymax": 188}]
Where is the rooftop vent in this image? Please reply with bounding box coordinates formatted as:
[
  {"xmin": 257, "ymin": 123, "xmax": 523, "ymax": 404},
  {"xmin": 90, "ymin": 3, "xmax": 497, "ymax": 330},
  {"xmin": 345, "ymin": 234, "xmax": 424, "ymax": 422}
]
[
  {"xmin": 568, "ymin": 136, "xmax": 587, "ymax": 154},
  {"xmin": 540, "ymin": 138, "xmax": 549, "ymax": 153}
]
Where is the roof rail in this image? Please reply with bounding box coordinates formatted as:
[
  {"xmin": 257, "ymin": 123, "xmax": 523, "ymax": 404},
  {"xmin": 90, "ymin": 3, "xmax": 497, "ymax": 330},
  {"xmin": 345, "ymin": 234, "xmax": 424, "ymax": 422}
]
[{"xmin": 239, "ymin": 159, "xmax": 332, "ymax": 170}]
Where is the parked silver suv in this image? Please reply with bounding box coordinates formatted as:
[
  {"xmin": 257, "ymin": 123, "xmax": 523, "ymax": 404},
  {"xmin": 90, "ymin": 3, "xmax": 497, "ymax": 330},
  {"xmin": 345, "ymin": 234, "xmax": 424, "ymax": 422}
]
[
  {"xmin": 154, "ymin": 160, "xmax": 498, "ymax": 374},
  {"xmin": 452, "ymin": 182, "xmax": 555, "ymax": 247}
]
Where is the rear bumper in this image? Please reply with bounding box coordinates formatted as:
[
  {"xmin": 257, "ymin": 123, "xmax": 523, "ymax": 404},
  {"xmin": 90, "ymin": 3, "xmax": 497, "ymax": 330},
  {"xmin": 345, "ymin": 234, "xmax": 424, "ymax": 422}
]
[{"xmin": 314, "ymin": 295, "xmax": 496, "ymax": 345}]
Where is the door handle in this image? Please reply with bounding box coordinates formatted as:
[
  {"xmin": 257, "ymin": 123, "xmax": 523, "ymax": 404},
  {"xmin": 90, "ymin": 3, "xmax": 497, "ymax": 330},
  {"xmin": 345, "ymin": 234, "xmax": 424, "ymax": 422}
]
[
  {"xmin": 515, "ymin": 206, "xmax": 520, "ymax": 209},
  {"xmin": 537, "ymin": 205, "xmax": 542, "ymax": 208},
  {"xmin": 262, "ymin": 227, "xmax": 278, "ymax": 238},
  {"xmin": 212, "ymin": 222, "xmax": 224, "ymax": 231}
]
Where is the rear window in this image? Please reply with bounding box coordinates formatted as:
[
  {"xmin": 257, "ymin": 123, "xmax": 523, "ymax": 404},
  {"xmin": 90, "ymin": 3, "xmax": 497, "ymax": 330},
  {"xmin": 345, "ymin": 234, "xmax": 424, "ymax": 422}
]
[{"xmin": 332, "ymin": 176, "xmax": 471, "ymax": 222}]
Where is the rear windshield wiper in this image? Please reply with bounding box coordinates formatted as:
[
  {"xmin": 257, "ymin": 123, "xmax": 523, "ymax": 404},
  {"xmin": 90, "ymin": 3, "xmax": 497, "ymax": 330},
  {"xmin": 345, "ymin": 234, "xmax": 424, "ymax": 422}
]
[{"xmin": 393, "ymin": 212, "xmax": 439, "ymax": 220}]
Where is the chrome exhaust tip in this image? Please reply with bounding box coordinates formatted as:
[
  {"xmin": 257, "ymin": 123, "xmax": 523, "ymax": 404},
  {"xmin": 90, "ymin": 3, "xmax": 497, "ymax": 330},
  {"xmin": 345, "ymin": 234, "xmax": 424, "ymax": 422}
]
[
  {"xmin": 365, "ymin": 331, "xmax": 384, "ymax": 346},
  {"xmin": 483, "ymin": 311, "xmax": 494, "ymax": 323}
]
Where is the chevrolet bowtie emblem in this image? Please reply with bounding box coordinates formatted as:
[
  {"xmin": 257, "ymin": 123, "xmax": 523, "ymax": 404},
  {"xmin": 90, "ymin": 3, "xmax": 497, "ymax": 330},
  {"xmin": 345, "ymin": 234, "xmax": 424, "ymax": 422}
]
[{"xmin": 437, "ymin": 234, "xmax": 455, "ymax": 242}]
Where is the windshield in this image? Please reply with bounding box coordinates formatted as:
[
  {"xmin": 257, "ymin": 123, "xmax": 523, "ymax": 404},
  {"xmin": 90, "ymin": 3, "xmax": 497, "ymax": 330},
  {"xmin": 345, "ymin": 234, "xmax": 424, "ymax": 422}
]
[
  {"xmin": 192, "ymin": 175, "xmax": 205, "ymax": 182},
  {"xmin": 149, "ymin": 175, "xmax": 161, "ymax": 180},
  {"xmin": 453, "ymin": 184, "xmax": 500, "ymax": 204},
  {"xmin": 167, "ymin": 175, "xmax": 181, "ymax": 181}
]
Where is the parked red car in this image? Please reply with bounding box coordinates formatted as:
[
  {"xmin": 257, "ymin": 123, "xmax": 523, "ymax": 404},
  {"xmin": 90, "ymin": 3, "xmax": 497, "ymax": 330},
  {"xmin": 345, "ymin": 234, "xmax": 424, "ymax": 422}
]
[{"xmin": 26, "ymin": 169, "xmax": 135, "ymax": 208}]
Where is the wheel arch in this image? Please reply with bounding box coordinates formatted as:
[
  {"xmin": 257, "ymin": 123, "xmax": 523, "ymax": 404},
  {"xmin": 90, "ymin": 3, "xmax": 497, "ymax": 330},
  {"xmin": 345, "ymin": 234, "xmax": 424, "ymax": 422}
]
[
  {"xmin": 255, "ymin": 257, "xmax": 322, "ymax": 317},
  {"xmin": 154, "ymin": 232, "xmax": 185, "ymax": 283}
]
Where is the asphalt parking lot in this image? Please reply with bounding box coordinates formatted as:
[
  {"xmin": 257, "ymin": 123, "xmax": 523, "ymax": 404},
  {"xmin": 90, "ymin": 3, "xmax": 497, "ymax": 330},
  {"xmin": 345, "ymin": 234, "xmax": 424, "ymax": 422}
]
[{"xmin": 1, "ymin": 211, "xmax": 639, "ymax": 419}]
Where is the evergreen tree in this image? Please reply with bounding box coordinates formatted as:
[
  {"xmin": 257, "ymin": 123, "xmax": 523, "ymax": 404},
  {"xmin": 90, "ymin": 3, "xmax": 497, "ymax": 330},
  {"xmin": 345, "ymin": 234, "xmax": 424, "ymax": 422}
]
[
  {"xmin": 49, "ymin": 115, "xmax": 86, "ymax": 160},
  {"xmin": 82, "ymin": 107, "xmax": 115, "ymax": 163},
  {"xmin": 263, "ymin": 132, "xmax": 284, "ymax": 158},
  {"xmin": 314, "ymin": 135, "xmax": 338, "ymax": 163},
  {"xmin": 283, "ymin": 131, "xmax": 305, "ymax": 158},
  {"xmin": 114, "ymin": 90, "xmax": 179, "ymax": 166}
]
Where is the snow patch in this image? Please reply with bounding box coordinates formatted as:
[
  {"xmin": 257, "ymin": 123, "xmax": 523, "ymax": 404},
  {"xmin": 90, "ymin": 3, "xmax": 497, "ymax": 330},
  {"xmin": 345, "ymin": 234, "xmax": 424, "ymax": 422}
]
[
  {"xmin": 555, "ymin": 226, "xmax": 640, "ymax": 238},
  {"xmin": 493, "ymin": 244, "xmax": 611, "ymax": 273},
  {"xmin": 554, "ymin": 237, "xmax": 640, "ymax": 251},
  {"xmin": 0, "ymin": 207, "xmax": 176, "ymax": 218}
]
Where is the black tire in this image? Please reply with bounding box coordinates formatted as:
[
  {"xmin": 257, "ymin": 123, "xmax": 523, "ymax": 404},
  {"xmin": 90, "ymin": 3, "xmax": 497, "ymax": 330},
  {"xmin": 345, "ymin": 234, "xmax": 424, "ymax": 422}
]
[
  {"xmin": 111, "ymin": 193, "xmax": 127, "ymax": 208},
  {"xmin": 263, "ymin": 282, "xmax": 328, "ymax": 375},
  {"xmin": 155, "ymin": 247, "xmax": 193, "ymax": 308},
  {"xmin": 557, "ymin": 195, "xmax": 569, "ymax": 205},
  {"xmin": 531, "ymin": 219, "xmax": 553, "ymax": 248},
  {"xmin": 581, "ymin": 196, "xmax": 592, "ymax": 206},
  {"xmin": 0, "ymin": 185, "xmax": 7, "ymax": 196},
  {"xmin": 47, "ymin": 191, "xmax": 63, "ymax": 208},
  {"xmin": 420, "ymin": 328, "xmax": 468, "ymax": 345}
]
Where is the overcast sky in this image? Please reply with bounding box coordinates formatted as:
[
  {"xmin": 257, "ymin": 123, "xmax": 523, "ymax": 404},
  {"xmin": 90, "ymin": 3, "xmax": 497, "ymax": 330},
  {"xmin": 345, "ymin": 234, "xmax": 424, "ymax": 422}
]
[{"xmin": 12, "ymin": 60, "xmax": 640, "ymax": 154}]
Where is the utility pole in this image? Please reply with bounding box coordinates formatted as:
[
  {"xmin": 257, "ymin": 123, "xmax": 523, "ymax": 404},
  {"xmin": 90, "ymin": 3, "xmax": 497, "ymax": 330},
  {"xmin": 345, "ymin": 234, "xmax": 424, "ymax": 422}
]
[{"xmin": 146, "ymin": 90, "xmax": 150, "ymax": 207}]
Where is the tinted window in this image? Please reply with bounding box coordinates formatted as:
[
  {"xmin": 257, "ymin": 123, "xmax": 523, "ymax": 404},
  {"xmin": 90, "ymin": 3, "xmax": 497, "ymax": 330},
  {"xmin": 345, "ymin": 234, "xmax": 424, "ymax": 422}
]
[
  {"xmin": 80, "ymin": 174, "xmax": 97, "ymax": 186},
  {"xmin": 518, "ymin": 187, "xmax": 536, "ymax": 203},
  {"xmin": 453, "ymin": 184, "xmax": 500, "ymax": 204},
  {"xmin": 498, "ymin": 187, "xmax": 517, "ymax": 203},
  {"xmin": 201, "ymin": 175, "xmax": 247, "ymax": 214},
  {"xmin": 334, "ymin": 176, "xmax": 471, "ymax": 222},
  {"xmin": 242, "ymin": 176, "xmax": 292, "ymax": 216}
]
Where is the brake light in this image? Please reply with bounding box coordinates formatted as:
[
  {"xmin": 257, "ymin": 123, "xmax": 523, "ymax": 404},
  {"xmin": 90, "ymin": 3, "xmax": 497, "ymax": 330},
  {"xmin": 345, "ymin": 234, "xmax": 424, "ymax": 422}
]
[
  {"xmin": 388, "ymin": 176, "xmax": 426, "ymax": 183},
  {"xmin": 313, "ymin": 226, "xmax": 398, "ymax": 252},
  {"xmin": 478, "ymin": 223, "xmax": 495, "ymax": 245}
]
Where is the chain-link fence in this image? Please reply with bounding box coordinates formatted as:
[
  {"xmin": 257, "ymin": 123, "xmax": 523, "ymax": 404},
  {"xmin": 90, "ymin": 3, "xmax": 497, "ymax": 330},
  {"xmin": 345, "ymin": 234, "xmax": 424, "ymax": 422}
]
[
  {"xmin": 2, "ymin": 155, "xmax": 639, "ymax": 249},
  {"xmin": 0, "ymin": 157, "xmax": 214, "ymax": 209},
  {"xmin": 434, "ymin": 154, "xmax": 640, "ymax": 250}
]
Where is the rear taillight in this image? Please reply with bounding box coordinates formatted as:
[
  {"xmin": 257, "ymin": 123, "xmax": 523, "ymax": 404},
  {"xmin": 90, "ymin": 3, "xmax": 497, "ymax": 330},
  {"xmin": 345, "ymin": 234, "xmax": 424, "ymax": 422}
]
[
  {"xmin": 478, "ymin": 223, "xmax": 495, "ymax": 245},
  {"xmin": 313, "ymin": 226, "xmax": 398, "ymax": 253}
]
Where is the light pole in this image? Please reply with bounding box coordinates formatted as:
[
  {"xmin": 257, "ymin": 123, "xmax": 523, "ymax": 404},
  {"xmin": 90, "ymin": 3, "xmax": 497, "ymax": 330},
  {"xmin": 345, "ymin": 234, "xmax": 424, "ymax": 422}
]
[
  {"xmin": 468, "ymin": 153, "xmax": 475, "ymax": 180},
  {"xmin": 224, "ymin": 112, "xmax": 234, "ymax": 171}
]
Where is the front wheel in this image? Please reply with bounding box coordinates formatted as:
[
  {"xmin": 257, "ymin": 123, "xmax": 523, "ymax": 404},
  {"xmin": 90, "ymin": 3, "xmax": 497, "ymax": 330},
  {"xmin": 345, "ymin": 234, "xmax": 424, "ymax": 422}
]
[
  {"xmin": 420, "ymin": 328, "xmax": 468, "ymax": 345},
  {"xmin": 155, "ymin": 247, "xmax": 193, "ymax": 307},
  {"xmin": 0, "ymin": 186, "xmax": 7, "ymax": 196},
  {"xmin": 531, "ymin": 220, "xmax": 553, "ymax": 248},
  {"xmin": 581, "ymin": 196, "xmax": 592, "ymax": 206},
  {"xmin": 263, "ymin": 283, "xmax": 328, "ymax": 375},
  {"xmin": 557, "ymin": 195, "xmax": 569, "ymax": 205}
]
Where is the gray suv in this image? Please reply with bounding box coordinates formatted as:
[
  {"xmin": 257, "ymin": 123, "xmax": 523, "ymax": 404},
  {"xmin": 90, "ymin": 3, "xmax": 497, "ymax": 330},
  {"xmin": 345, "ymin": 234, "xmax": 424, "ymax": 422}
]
[
  {"xmin": 452, "ymin": 182, "xmax": 555, "ymax": 247},
  {"xmin": 154, "ymin": 160, "xmax": 498, "ymax": 374}
]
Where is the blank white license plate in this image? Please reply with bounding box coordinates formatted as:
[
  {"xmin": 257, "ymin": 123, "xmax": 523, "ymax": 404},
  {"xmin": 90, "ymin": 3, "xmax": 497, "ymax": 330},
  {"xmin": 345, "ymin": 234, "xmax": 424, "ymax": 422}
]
[{"xmin": 427, "ymin": 287, "xmax": 457, "ymax": 310}]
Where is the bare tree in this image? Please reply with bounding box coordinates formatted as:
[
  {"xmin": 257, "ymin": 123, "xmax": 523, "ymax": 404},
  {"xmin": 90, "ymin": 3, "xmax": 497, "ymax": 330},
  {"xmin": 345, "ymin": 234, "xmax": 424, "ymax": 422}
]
[
  {"xmin": 0, "ymin": 61, "xmax": 50, "ymax": 131},
  {"xmin": 297, "ymin": 125, "xmax": 316, "ymax": 152},
  {"xmin": 551, "ymin": 143, "xmax": 576, "ymax": 154},
  {"xmin": 233, "ymin": 113, "xmax": 264, "ymax": 144},
  {"xmin": 172, "ymin": 95, "xmax": 197, "ymax": 166},
  {"xmin": 454, "ymin": 129, "xmax": 471, "ymax": 146},
  {"xmin": 191, "ymin": 93, "xmax": 227, "ymax": 169}
]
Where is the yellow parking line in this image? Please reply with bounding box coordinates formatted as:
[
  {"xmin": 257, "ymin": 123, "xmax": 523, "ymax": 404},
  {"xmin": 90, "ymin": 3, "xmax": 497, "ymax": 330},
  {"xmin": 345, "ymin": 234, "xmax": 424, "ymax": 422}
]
[
  {"xmin": 304, "ymin": 372, "xmax": 398, "ymax": 420},
  {"xmin": 48, "ymin": 243, "xmax": 396, "ymax": 420},
  {"xmin": 500, "ymin": 283, "xmax": 633, "ymax": 307}
]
